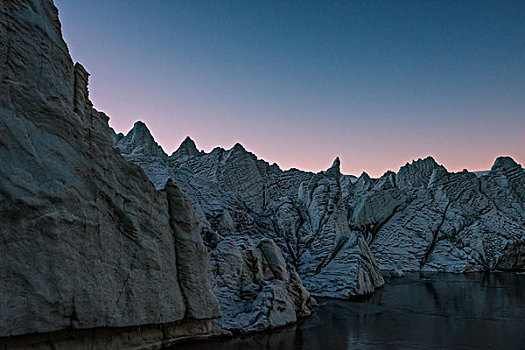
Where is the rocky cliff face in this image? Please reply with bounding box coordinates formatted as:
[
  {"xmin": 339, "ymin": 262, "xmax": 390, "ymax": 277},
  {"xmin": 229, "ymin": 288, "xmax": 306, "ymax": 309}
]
[
  {"xmin": 1, "ymin": 0, "xmax": 523, "ymax": 348},
  {"xmin": 345, "ymin": 158, "xmax": 525, "ymax": 273},
  {"xmin": 0, "ymin": 1, "xmax": 237, "ymax": 349},
  {"xmin": 116, "ymin": 124, "xmax": 385, "ymax": 299},
  {"xmin": 0, "ymin": 1, "xmax": 316, "ymax": 348},
  {"xmin": 116, "ymin": 120, "xmax": 524, "ymax": 279}
]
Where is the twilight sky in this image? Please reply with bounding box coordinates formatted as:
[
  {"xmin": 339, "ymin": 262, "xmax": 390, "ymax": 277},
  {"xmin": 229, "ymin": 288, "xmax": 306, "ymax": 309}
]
[{"xmin": 55, "ymin": 0, "xmax": 524, "ymax": 177}]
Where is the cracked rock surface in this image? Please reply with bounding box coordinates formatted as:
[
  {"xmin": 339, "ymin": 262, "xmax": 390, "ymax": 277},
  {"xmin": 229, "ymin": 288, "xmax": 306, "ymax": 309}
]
[
  {"xmin": 2, "ymin": 0, "xmax": 523, "ymax": 349},
  {"xmin": 208, "ymin": 237, "xmax": 315, "ymax": 334},
  {"xmin": 116, "ymin": 125, "xmax": 386, "ymax": 299},
  {"xmin": 345, "ymin": 157, "xmax": 525, "ymax": 272},
  {"xmin": 117, "ymin": 121, "xmax": 524, "ymax": 278}
]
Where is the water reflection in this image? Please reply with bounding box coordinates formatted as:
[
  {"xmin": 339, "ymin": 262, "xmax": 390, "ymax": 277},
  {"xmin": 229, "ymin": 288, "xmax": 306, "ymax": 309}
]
[{"xmin": 176, "ymin": 273, "xmax": 525, "ymax": 349}]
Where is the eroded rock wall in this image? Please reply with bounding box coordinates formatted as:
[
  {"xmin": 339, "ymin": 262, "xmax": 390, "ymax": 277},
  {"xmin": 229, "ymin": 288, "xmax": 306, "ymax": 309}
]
[
  {"xmin": 0, "ymin": 0, "xmax": 221, "ymax": 348},
  {"xmin": 116, "ymin": 125, "xmax": 385, "ymax": 299},
  {"xmin": 346, "ymin": 158, "xmax": 525, "ymax": 272}
]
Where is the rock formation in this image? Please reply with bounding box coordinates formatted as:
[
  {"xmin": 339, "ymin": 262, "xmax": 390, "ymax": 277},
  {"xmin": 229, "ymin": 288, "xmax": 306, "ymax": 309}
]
[
  {"xmin": 0, "ymin": 1, "xmax": 312, "ymax": 349},
  {"xmin": 345, "ymin": 157, "xmax": 525, "ymax": 272},
  {"xmin": 209, "ymin": 237, "xmax": 315, "ymax": 334},
  {"xmin": 115, "ymin": 120, "xmax": 524, "ymax": 278},
  {"xmin": 1, "ymin": 0, "xmax": 523, "ymax": 349},
  {"xmin": 116, "ymin": 125, "xmax": 385, "ymax": 299}
]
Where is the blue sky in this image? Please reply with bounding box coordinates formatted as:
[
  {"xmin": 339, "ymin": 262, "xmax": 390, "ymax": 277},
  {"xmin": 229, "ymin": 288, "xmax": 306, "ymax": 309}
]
[{"xmin": 55, "ymin": 0, "xmax": 524, "ymax": 176}]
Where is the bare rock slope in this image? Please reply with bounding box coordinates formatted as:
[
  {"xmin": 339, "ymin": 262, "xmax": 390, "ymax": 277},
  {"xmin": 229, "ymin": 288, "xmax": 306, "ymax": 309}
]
[
  {"xmin": 0, "ymin": 1, "xmax": 312, "ymax": 349},
  {"xmin": 346, "ymin": 157, "xmax": 525, "ymax": 272},
  {"xmin": 117, "ymin": 122, "xmax": 524, "ymax": 281},
  {"xmin": 116, "ymin": 125, "xmax": 386, "ymax": 299}
]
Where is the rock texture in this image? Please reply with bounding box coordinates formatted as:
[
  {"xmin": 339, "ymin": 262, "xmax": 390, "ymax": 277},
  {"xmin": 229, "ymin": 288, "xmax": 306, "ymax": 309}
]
[
  {"xmin": 345, "ymin": 157, "xmax": 525, "ymax": 272},
  {"xmin": 115, "ymin": 125, "xmax": 385, "ymax": 299},
  {"xmin": 0, "ymin": 2, "xmax": 316, "ymax": 348},
  {"xmin": 209, "ymin": 237, "xmax": 315, "ymax": 333},
  {"xmin": 2, "ymin": 1, "xmax": 522, "ymax": 348},
  {"xmin": 0, "ymin": 0, "xmax": 225, "ymax": 348},
  {"xmin": 116, "ymin": 120, "xmax": 524, "ymax": 278}
]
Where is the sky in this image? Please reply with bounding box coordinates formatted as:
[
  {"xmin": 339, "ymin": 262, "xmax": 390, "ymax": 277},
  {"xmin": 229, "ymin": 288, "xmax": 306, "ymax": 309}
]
[{"xmin": 55, "ymin": 0, "xmax": 524, "ymax": 177}]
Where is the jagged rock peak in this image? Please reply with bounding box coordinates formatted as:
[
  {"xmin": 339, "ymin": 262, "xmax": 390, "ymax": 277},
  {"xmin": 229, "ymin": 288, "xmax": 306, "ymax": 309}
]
[
  {"xmin": 115, "ymin": 121, "xmax": 168, "ymax": 159},
  {"xmin": 331, "ymin": 157, "xmax": 341, "ymax": 170},
  {"xmin": 171, "ymin": 136, "xmax": 200, "ymax": 159},
  {"xmin": 231, "ymin": 142, "xmax": 246, "ymax": 152},
  {"xmin": 132, "ymin": 120, "xmax": 149, "ymax": 132},
  {"xmin": 226, "ymin": 141, "xmax": 259, "ymax": 162},
  {"xmin": 491, "ymin": 156, "xmax": 520, "ymax": 172},
  {"xmin": 374, "ymin": 170, "xmax": 396, "ymax": 190},
  {"xmin": 402, "ymin": 156, "xmax": 442, "ymax": 169},
  {"xmin": 324, "ymin": 156, "xmax": 341, "ymax": 178},
  {"xmin": 357, "ymin": 171, "xmax": 371, "ymax": 184},
  {"xmin": 397, "ymin": 156, "xmax": 447, "ymax": 189}
]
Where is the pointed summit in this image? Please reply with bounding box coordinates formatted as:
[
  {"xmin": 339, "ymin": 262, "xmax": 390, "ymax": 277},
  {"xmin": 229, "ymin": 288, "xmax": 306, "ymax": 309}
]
[
  {"xmin": 171, "ymin": 136, "xmax": 200, "ymax": 160},
  {"xmin": 325, "ymin": 157, "xmax": 341, "ymax": 177},
  {"xmin": 128, "ymin": 121, "xmax": 155, "ymax": 143},
  {"xmin": 331, "ymin": 157, "xmax": 341, "ymax": 171},
  {"xmin": 397, "ymin": 156, "xmax": 447, "ymax": 189},
  {"xmin": 358, "ymin": 171, "xmax": 371, "ymax": 182},
  {"xmin": 115, "ymin": 121, "xmax": 167, "ymax": 159},
  {"xmin": 231, "ymin": 142, "xmax": 246, "ymax": 152},
  {"xmin": 374, "ymin": 170, "xmax": 396, "ymax": 190},
  {"xmin": 354, "ymin": 171, "xmax": 373, "ymax": 191}
]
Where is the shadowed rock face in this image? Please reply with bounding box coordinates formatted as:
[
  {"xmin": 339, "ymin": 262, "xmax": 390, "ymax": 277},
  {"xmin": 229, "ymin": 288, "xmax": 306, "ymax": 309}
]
[
  {"xmin": 292, "ymin": 158, "xmax": 384, "ymax": 297},
  {"xmin": 208, "ymin": 237, "xmax": 316, "ymax": 334},
  {"xmin": 0, "ymin": 0, "xmax": 227, "ymax": 348}
]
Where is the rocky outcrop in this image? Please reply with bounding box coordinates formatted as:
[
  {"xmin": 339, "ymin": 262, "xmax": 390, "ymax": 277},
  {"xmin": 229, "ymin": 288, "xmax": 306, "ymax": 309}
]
[
  {"xmin": 345, "ymin": 157, "xmax": 525, "ymax": 273},
  {"xmin": 170, "ymin": 136, "xmax": 202, "ymax": 162},
  {"xmin": 0, "ymin": 1, "xmax": 224, "ymax": 348},
  {"xmin": 112, "ymin": 112, "xmax": 523, "ymax": 299},
  {"xmin": 119, "ymin": 115, "xmax": 523, "ymax": 279},
  {"xmin": 209, "ymin": 237, "xmax": 315, "ymax": 334},
  {"xmin": 116, "ymin": 126, "xmax": 385, "ymax": 299},
  {"xmin": 164, "ymin": 180, "xmax": 221, "ymax": 320},
  {"xmin": 396, "ymin": 157, "xmax": 446, "ymax": 189},
  {"xmin": 0, "ymin": 0, "xmax": 74, "ymax": 104},
  {"xmin": 289, "ymin": 158, "xmax": 384, "ymax": 297},
  {"xmin": 115, "ymin": 121, "xmax": 168, "ymax": 160},
  {"xmin": 73, "ymin": 63, "xmax": 92, "ymax": 117}
]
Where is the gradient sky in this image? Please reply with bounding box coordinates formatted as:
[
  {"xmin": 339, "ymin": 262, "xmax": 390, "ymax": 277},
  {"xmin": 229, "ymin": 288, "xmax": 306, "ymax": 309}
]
[{"xmin": 55, "ymin": 0, "xmax": 524, "ymax": 177}]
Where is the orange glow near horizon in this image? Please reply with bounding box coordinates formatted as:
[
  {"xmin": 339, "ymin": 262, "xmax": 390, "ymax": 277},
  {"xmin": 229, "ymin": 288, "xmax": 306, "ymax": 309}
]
[
  {"xmin": 107, "ymin": 108, "xmax": 524, "ymax": 178},
  {"xmin": 56, "ymin": 0, "xmax": 524, "ymax": 179}
]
